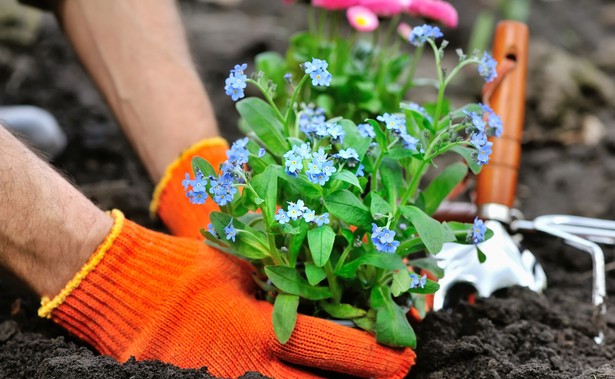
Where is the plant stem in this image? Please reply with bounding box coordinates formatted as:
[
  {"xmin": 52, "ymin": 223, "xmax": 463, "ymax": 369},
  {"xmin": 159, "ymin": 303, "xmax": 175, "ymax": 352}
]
[
  {"xmin": 427, "ymin": 40, "xmax": 446, "ymax": 130},
  {"xmin": 324, "ymin": 261, "xmax": 342, "ymax": 303},
  {"xmin": 401, "ymin": 45, "xmax": 424, "ymax": 96},
  {"xmin": 246, "ymin": 79, "xmax": 285, "ymax": 123},
  {"xmin": 333, "ymin": 242, "xmax": 354, "ymax": 273},
  {"xmin": 370, "ymin": 150, "xmax": 386, "ymax": 193},
  {"xmin": 284, "ymin": 74, "xmax": 309, "ymax": 136}
]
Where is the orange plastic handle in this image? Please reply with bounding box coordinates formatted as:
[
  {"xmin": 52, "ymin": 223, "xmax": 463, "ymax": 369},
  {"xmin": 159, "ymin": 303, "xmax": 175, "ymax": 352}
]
[{"xmin": 476, "ymin": 21, "xmax": 529, "ymax": 209}]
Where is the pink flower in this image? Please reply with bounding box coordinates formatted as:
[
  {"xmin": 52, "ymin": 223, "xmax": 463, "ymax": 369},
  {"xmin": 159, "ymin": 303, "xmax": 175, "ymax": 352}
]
[
  {"xmin": 358, "ymin": 0, "xmax": 409, "ymax": 16},
  {"xmin": 346, "ymin": 6, "xmax": 379, "ymax": 32},
  {"xmin": 406, "ymin": 0, "xmax": 458, "ymax": 28},
  {"xmin": 397, "ymin": 22, "xmax": 413, "ymax": 40},
  {"xmin": 312, "ymin": 0, "xmax": 360, "ymax": 10}
]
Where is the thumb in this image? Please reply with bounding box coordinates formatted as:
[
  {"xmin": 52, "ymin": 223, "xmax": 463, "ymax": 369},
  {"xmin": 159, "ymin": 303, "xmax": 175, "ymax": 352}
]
[{"xmin": 272, "ymin": 314, "xmax": 415, "ymax": 379}]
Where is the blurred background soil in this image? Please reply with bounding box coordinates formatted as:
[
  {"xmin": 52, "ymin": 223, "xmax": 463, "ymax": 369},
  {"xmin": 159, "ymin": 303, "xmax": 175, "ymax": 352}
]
[{"xmin": 0, "ymin": 0, "xmax": 614, "ymax": 377}]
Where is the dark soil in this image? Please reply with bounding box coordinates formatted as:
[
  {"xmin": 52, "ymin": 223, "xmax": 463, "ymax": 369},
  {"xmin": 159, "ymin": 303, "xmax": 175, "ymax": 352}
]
[{"xmin": 1, "ymin": 0, "xmax": 615, "ymax": 378}]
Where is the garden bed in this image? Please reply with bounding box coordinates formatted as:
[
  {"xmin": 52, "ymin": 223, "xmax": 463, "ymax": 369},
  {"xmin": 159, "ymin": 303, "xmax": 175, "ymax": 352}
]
[{"xmin": 1, "ymin": 0, "xmax": 614, "ymax": 377}]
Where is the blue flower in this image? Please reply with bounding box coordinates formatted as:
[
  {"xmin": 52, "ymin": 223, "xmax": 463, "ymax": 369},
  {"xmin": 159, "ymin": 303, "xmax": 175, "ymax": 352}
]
[
  {"xmin": 310, "ymin": 70, "xmax": 332, "ymax": 87},
  {"xmin": 335, "ymin": 148, "xmax": 359, "ymax": 166},
  {"xmin": 232, "ymin": 63, "xmax": 248, "ymax": 74},
  {"xmin": 302, "ymin": 209, "xmax": 316, "ymax": 223},
  {"xmin": 291, "ymin": 143, "xmax": 312, "ymax": 160},
  {"xmin": 409, "ymin": 24, "xmax": 444, "ymax": 47},
  {"xmin": 400, "ymin": 132, "xmax": 419, "ymax": 151},
  {"xmin": 186, "ymin": 190, "xmax": 207, "ymax": 205},
  {"xmin": 356, "ymin": 163, "xmax": 365, "ymax": 177},
  {"xmin": 476, "ymin": 141, "xmax": 493, "ymax": 165},
  {"xmin": 470, "ymin": 217, "xmax": 486, "ymax": 245},
  {"xmin": 377, "ymin": 113, "xmax": 406, "ymax": 135},
  {"xmin": 207, "ymin": 223, "xmax": 218, "ymax": 237},
  {"xmin": 224, "ymin": 219, "xmax": 237, "ymax": 242},
  {"xmin": 326, "ymin": 122, "xmax": 345, "ymax": 144},
  {"xmin": 357, "ymin": 123, "xmax": 376, "ymax": 139},
  {"xmin": 410, "ymin": 273, "xmax": 427, "ymax": 289},
  {"xmin": 478, "ymin": 52, "xmax": 497, "ymax": 83},
  {"xmin": 303, "ymin": 59, "xmax": 332, "ymax": 87},
  {"xmin": 284, "ymin": 153, "xmax": 303, "ymax": 174},
  {"xmin": 258, "ymin": 148, "xmax": 266, "ymax": 158},
  {"xmin": 287, "ymin": 201, "xmax": 305, "ymax": 220},
  {"xmin": 320, "ymin": 160, "xmax": 337, "ymax": 177},
  {"xmin": 307, "ymin": 171, "xmax": 327, "ymax": 186},
  {"xmin": 371, "ymin": 224, "xmax": 400, "ymax": 253},
  {"xmin": 275, "ymin": 209, "xmax": 290, "ymax": 224},
  {"xmin": 315, "ymin": 213, "xmax": 330, "ymax": 226},
  {"xmin": 227, "ymin": 138, "xmax": 250, "ymax": 165},
  {"xmin": 480, "ymin": 103, "xmax": 503, "ymax": 137},
  {"xmin": 303, "ymin": 58, "xmax": 328, "ymax": 74},
  {"xmin": 224, "ymin": 66, "xmax": 248, "ymax": 101},
  {"xmin": 284, "ymin": 73, "xmax": 292, "ymax": 84},
  {"xmin": 312, "ymin": 148, "xmax": 328, "ymax": 163},
  {"xmin": 464, "ymin": 110, "xmax": 486, "ymax": 133},
  {"xmin": 470, "ymin": 131, "xmax": 488, "ymax": 148}
]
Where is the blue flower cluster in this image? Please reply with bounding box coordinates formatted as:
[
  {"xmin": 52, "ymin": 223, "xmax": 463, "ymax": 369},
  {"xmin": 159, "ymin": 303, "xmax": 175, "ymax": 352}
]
[
  {"xmin": 182, "ymin": 170, "xmax": 208, "ymax": 205},
  {"xmin": 371, "ymin": 223, "xmax": 400, "ymax": 253},
  {"xmin": 409, "ymin": 24, "xmax": 443, "ymax": 47},
  {"xmin": 299, "ymin": 111, "xmax": 346, "ymax": 145},
  {"xmin": 477, "ymin": 52, "xmax": 497, "ymax": 83},
  {"xmin": 275, "ymin": 200, "xmax": 330, "ymax": 226},
  {"xmin": 225, "ymin": 63, "xmax": 248, "ymax": 101},
  {"xmin": 410, "ymin": 273, "xmax": 427, "ymax": 289},
  {"xmin": 284, "ymin": 144, "xmax": 339, "ymax": 186},
  {"xmin": 303, "ymin": 58, "xmax": 332, "ymax": 87},
  {"xmin": 357, "ymin": 123, "xmax": 376, "ymax": 138},
  {"xmin": 299, "ymin": 104, "xmax": 326, "ymax": 136},
  {"xmin": 376, "ymin": 113, "xmax": 419, "ymax": 152},
  {"xmin": 464, "ymin": 104, "xmax": 503, "ymax": 166},
  {"xmin": 470, "ymin": 217, "xmax": 486, "ymax": 245}
]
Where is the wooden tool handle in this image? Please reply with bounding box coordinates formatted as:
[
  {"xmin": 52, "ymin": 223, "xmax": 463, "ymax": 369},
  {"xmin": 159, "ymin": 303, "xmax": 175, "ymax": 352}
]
[{"xmin": 476, "ymin": 21, "xmax": 529, "ymax": 213}]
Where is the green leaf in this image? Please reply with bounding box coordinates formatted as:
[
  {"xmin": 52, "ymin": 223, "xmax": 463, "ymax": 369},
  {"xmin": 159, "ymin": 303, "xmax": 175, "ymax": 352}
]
[
  {"xmin": 450, "ymin": 145, "xmax": 482, "ymax": 175},
  {"xmin": 307, "ymin": 226, "xmax": 336, "ymax": 267},
  {"xmin": 265, "ymin": 266, "xmax": 332, "ymax": 300},
  {"xmin": 272, "ymin": 294, "xmax": 299, "ymax": 344},
  {"xmin": 236, "ymin": 98, "xmax": 289, "ymax": 155},
  {"xmin": 339, "ymin": 120, "xmax": 371, "ymax": 159},
  {"xmin": 380, "ymin": 159, "xmax": 403, "ymax": 206},
  {"xmin": 210, "ymin": 212, "xmax": 270, "ymax": 259},
  {"xmin": 192, "ymin": 156, "xmax": 217, "ymax": 178},
  {"xmin": 422, "ymin": 162, "xmax": 468, "ymax": 215},
  {"xmin": 305, "ymin": 262, "xmax": 327, "ymax": 286},
  {"xmin": 337, "ymin": 253, "xmax": 406, "ymax": 278},
  {"xmin": 330, "ymin": 170, "xmax": 362, "ymax": 191},
  {"xmin": 477, "ymin": 246, "xmax": 487, "ymax": 263},
  {"xmin": 407, "ymin": 257, "xmax": 445, "ymax": 279},
  {"xmin": 288, "ymin": 222, "xmax": 309, "ymax": 266},
  {"xmin": 277, "ymin": 167, "xmax": 322, "ymax": 198},
  {"xmin": 366, "ymin": 119, "xmax": 388, "ymax": 150},
  {"xmin": 407, "ymin": 279, "xmax": 440, "ymax": 294},
  {"xmin": 385, "ymin": 148, "xmax": 422, "ymax": 161},
  {"xmin": 371, "ymin": 286, "xmax": 416, "ymax": 348},
  {"xmin": 368, "ymin": 192, "xmax": 392, "ymax": 220},
  {"xmin": 324, "ymin": 190, "xmax": 371, "ymax": 228},
  {"xmin": 353, "ymin": 311, "xmax": 376, "ymax": 333},
  {"xmin": 391, "ymin": 270, "xmax": 412, "ymax": 297},
  {"xmin": 316, "ymin": 94, "xmax": 334, "ymax": 116},
  {"xmin": 320, "ymin": 302, "xmax": 366, "ymax": 319},
  {"xmin": 252, "ymin": 166, "xmax": 278, "ymax": 227},
  {"xmin": 400, "ymin": 206, "xmax": 455, "ymax": 255}
]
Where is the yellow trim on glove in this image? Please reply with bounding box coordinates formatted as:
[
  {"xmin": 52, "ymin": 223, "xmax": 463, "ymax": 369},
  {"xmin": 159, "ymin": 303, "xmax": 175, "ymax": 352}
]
[
  {"xmin": 149, "ymin": 137, "xmax": 228, "ymax": 217},
  {"xmin": 38, "ymin": 209, "xmax": 125, "ymax": 318}
]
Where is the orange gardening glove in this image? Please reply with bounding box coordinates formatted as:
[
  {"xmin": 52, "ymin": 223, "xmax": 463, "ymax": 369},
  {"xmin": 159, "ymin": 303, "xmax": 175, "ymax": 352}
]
[
  {"xmin": 151, "ymin": 137, "xmax": 229, "ymax": 239},
  {"xmin": 39, "ymin": 210, "xmax": 415, "ymax": 379}
]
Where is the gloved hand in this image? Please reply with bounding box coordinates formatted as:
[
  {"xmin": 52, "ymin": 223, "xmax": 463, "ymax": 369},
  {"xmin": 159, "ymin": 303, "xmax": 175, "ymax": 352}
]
[
  {"xmin": 151, "ymin": 137, "xmax": 229, "ymax": 239},
  {"xmin": 39, "ymin": 210, "xmax": 415, "ymax": 379}
]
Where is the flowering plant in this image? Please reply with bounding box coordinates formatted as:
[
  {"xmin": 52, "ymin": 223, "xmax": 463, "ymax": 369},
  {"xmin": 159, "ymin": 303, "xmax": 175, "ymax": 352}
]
[{"xmin": 183, "ymin": 0, "xmax": 499, "ymax": 348}]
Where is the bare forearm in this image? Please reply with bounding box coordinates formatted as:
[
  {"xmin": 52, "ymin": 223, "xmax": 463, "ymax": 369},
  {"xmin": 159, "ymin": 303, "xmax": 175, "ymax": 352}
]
[
  {"xmin": 53, "ymin": 0, "xmax": 219, "ymax": 182},
  {"xmin": 0, "ymin": 127, "xmax": 112, "ymax": 297}
]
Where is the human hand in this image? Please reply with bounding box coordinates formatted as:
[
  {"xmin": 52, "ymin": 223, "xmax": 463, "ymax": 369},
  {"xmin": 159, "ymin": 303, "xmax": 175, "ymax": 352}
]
[{"xmin": 40, "ymin": 210, "xmax": 414, "ymax": 378}]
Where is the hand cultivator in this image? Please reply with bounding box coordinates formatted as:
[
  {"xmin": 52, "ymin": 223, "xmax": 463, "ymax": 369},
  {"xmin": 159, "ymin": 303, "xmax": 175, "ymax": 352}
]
[{"xmin": 434, "ymin": 21, "xmax": 609, "ymax": 344}]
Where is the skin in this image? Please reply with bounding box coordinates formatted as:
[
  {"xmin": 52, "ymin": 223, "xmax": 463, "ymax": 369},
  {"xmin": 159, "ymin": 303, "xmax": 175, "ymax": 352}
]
[{"xmin": 0, "ymin": 0, "xmax": 218, "ymax": 296}]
